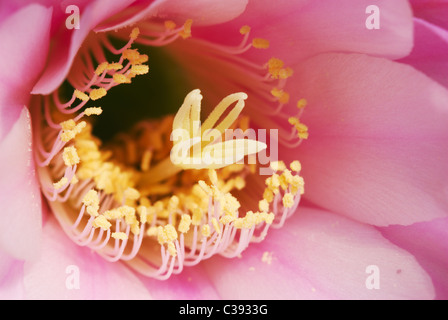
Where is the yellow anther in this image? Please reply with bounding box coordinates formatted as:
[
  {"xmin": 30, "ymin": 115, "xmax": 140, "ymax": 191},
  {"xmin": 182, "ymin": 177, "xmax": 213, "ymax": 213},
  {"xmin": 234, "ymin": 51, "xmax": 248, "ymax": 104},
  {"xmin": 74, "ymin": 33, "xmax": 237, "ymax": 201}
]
[
  {"xmin": 167, "ymin": 241, "xmax": 177, "ymax": 257},
  {"xmin": 263, "ymin": 188, "xmax": 274, "ymax": 203},
  {"xmin": 84, "ymin": 107, "xmax": 103, "ymax": 116},
  {"xmin": 259, "ymin": 199, "xmax": 270, "ymax": 212},
  {"xmin": 89, "ymin": 88, "xmax": 107, "ymax": 101},
  {"xmin": 112, "ymin": 232, "xmax": 128, "ymax": 240},
  {"xmin": 252, "ymin": 38, "xmax": 270, "ymax": 49},
  {"xmin": 95, "ymin": 62, "xmax": 109, "ymax": 75},
  {"xmin": 179, "ymin": 19, "xmax": 193, "ymax": 39},
  {"xmin": 282, "ymin": 193, "xmax": 294, "ymax": 208},
  {"xmin": 198, "ymin": 180, "xmax": 212, "ymax": 195},
  {"xmin": 122, "ymin": 49, "xmax": 140, "ymax": 62},
  {"xmin": 280, "ymin": 169, "xmax": 293, "ymax": 190},
  {"xmin": 168, "ymin": 195, "xmax": 180, "ymax": 211},
  {"xmin": 279, "ymin": 67, "xmax": 294, "ymax": 79},
  {"xmin": 86, "ymin": 206, "xmax": 99, "ymax": 217},
  {"xmin": 291, "ymin": 175, "xmax": 305, "ymax": 195},
  {"xmin": 234, "ymin": 176, "xmax": 245, "ymax": 190},
  {"xmin": 201, "ymin": 224, "xmax": 211, "ymax": 237},
  {"xmin": 70, "ymin": 175, "xmax": 79, "ymax": 185},
  {"xmin": 220, "ymin": 213, "xmax": 236, "ymax": 225},
  {"xmin": 60, "ymin": 119, "xmax": 76, "ymax": 131},
  {"xmin": 240, "ymin": 25, "xmax": 251, "ymax": 35},
  {"xmin": 146, "ymin": 226, "xmax": 158, "ymax": 237},
  {"xmin": 192, "ymin": 207, "xmax": 203, "ymax": 226},
  {"xmin": 267, "ymin": 57, "xmax": 292, "ymax": 79},
  {"xmin": 92, "ymin": 215, "xmax": 111, "ymax": 231},
  {"xmin": 270, "ymin": 160, "xmax": 286, "ymax": 172},
  {"xmin": 130, "ymin": 27, "xmax": 140, "ymax": 40},
  {"xmin": 53, "ymin": 177, "xmax": 68, "ymax": 190},
  {"xmin": 178, "ymin": 214, "xmax": 192, "ymax": 233},
  {"xmin": 124, "ymin": 187, "xmax": 140, "ymax": 201},
  {"xmin": 271, "ymin": 88, "xmax": 290, "ymax": 104},
  {"xmin": 211, "ymin": 218, "xmax": 221, "ymax": 234},
  {"xmin": 113, "ymin": 73, "xmax": 131, "ymax": 84},
  {"xmin": 157, "ymin": 224, "xmax": 178, "ymax": 244},
  {"xmin": 289, "ymin": 117, "xmax": 309, "ymax": 139},
  {"xmin": 137, "ymin": 206, "xmax": 148, "ymax": 224},
  {"xmin": 290, "ymin": 160, "xmax": 302, "ymax": 172},
  {"xmin": 297, "ymin": 98, "xmax": 307, "ymax": 109},
  {"xmin": 208, "ymin": 169, "xmax": 218, "ymax": 185},
  {"xmin": 82, "ymin": 189, "xmax": 100, "ymax": 216},
  {"xmin": 268, "ymin": 57, "xmax": 284, "ymax": 70},
  {"xmin": 62, "ymin": 146, "xmax": 80, "ymax": 166},
  {"xmin": 107, "ymin": 63, "xmax": 123, "ymax": 71},
  {"xmin": 130, "ymin": 64, "xmax": 149, "ymax": 75},
  {"xmin": 164, "ymin": 20, "xmax": 176, "ymax": 30},
  {"xmin": 74, "ymin": 89, "xmax": 89, "ymax": 101}
]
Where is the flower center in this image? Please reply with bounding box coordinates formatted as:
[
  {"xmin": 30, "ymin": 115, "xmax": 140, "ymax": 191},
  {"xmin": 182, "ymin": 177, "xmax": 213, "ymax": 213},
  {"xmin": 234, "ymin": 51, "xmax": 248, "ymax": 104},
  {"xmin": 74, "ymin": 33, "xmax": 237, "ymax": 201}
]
[{"xmin": 32, "ymin": 21, "xmax": 308, "ymax": 279}]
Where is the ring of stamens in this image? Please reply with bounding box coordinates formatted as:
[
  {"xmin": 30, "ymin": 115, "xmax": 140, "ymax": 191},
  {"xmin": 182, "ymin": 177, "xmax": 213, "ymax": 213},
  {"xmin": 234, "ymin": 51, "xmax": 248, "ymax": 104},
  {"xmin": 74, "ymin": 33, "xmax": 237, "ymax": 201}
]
[{"xmin": 32, "ymin": 21, "xmax": 308, "ymax": 279}]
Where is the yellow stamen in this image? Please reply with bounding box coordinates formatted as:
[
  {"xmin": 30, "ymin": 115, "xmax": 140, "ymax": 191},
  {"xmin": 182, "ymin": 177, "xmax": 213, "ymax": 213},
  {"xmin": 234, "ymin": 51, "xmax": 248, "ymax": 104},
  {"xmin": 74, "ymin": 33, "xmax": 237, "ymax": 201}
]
[
  {"xmin": 252, "ymin": 38, "xmax": 270, "ymax": 49},
  {"xmin": 179, "ymin": 19, "xmax": 193, "ymax": 39},
  {"xmin": 53, "ymin": 177, "xmax": 68, "ymax": 190},
  {"xmin": 130, "ymin": 64, "xmax": 149, "ymax": 75},
  {"xmin": 62, "ymin": 146, "xmax": 80, "ymax": 166},
  {"xmin": 95, "ymin": 62, "xmax": 109, "ymax": 75},
  {"xmin": 84, "ymin": 107, "xmax": 103, "ymax": 116},
  {"xmin": 112, "ymin": 232, "xmax": 128, "ymax": 240},
  {"xmin": 89, "ymin": 88, "xmax": 107, "ymax": 101},
  {"xmin": 178, "ymin": 214, "xmax": 192, "ymax": 233},
  {"xmin": 130, "ymin": 27, "xmax": 140, "ymax": 40},
  {"xmin": 297, "ymin": 98, "xmax": 307, "ymax": 109},
  {"xmin": 107, "ymin": 63, "xmax": 123, "ymax": 71},
  {"xmin": 282, "ymin": 193, "xmax": 294, "ymax": 208},
  {"xmin": 240, "ymin": 25, "xmax": 251, "ymax": 35},
  {"xmin": 165, "ymin": 20, "xmax": 176, "ymax": 30},
  {"xmin": 92, "ymin": 215, "xmax": 111, "ymax": 231},
  {"xmin": 113, "ymin": 73, "xmax": 131, "ymax": 84},
  {"xmin": 74, "ymin": 89, "xmax": 89, "ymax": 101}
]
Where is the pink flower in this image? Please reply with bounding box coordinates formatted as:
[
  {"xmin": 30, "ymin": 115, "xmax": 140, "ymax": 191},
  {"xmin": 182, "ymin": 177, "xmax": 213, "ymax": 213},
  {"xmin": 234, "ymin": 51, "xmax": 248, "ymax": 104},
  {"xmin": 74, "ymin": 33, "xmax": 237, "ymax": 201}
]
[{"xmin": 0, "ymin": 0, "xmax": 447, "ymax": 300}]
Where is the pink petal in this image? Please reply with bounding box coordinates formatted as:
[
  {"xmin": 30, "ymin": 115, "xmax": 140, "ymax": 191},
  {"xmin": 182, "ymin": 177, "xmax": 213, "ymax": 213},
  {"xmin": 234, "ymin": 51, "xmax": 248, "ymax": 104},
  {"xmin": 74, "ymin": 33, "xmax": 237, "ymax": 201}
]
[
  {"xmin": 32, "ymin": 0, "xmax": 136, "ymax": 95},
  {"xmin": 0, "ymin": 250, "xmax": 25, "ymax": 299},
  {"xmin": 203, "ymin": 207, "xmax": 435, "ymax": 299},
  {"xmin": 410, "ymin": 0, "xmax": 448, "ymax": 29},
  {"xmin": 136, "ymin": 265, "xmax": 220, "ymax": 299},
  {"xmin": 398, "ymin": 18, "xmax": 448, "ymax": 88},
  {"xmin": 23, "ymin": 217, "xmax": 152, "ymax": 300},
  {"xmin": 380, "ymin": 217, "xmax": 448, "ymax": 299},
  {"xmin": 0, "ymin": 3, "xmax": 52, "ymax": 140},
  {"xmin": 0, "ymin": 107, "xmax": 42, "ymax": 261},
  {"xmin": 285, "ymin": 53, "xmax": 448, "ymax": 226},
  {"xmin": 196, "ymin": 0, "xmax": 413, "ymax": 63},
  {"xmin": 97, "ymin": 0, "xmax": 248, "ymax": 32}
]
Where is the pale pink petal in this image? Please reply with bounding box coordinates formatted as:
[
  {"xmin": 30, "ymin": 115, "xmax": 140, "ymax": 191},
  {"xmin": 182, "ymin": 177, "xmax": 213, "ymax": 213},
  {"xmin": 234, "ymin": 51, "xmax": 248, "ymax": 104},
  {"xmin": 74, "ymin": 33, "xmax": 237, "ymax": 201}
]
[
  {"xmin": 0, "ymin": 3, "xmax": 52, "ymax": 140},
  {"xmin": 399, "ymin": 18, "xmax": 448, "ymax": 88},
  {"xmin": 32, "ymin": 0, "xmax": 137, "ymax": 95},
  {"xmin": 285, "ymin": 53, "xmax": 448, "ymax": 226},
  {"xmin": 203, "ymin": 207, "xmax": 435, "ymax": 299},
  {"xmin": 196, "ymin": 0, "xmax": 413, "ymax": 63},
  {"xmin": 137, "ymin": 265, "xmax": 220, "ymax": 299},
  {"xmin": 0, "ymin": 107, "xmax": 42, "ymax": 261},
  {"xmin": 0, "ymin": 250, "xmax": 25, "ymax": 300},
  {"xmin": 380, "ymin": 217, "xmax": 448, "ymax": 299},
  {"xmin": 23, "ymin": 217, "xmax": 152, "ymax": 300}
]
